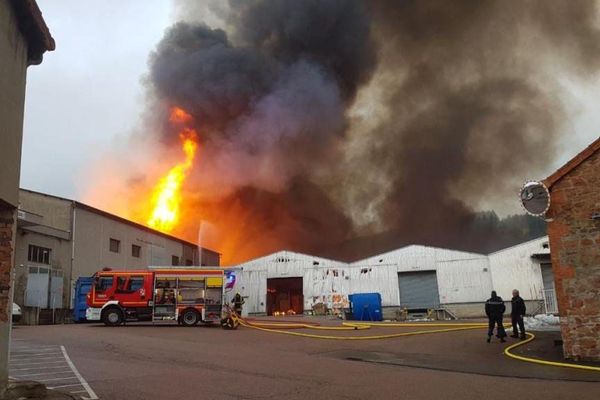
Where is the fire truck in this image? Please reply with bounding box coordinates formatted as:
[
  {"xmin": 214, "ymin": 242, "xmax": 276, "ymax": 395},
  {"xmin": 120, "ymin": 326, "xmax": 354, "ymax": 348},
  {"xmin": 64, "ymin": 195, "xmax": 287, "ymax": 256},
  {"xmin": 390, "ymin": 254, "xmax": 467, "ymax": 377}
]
[{"xmin": 86, "ymin": 267, "xmax": 230, "ymax": 327}]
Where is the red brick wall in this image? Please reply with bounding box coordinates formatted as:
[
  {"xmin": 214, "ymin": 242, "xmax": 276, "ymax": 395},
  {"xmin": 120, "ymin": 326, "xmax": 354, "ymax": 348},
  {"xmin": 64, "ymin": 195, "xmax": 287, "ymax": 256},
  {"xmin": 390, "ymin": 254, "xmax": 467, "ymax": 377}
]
[
  {"xmin": 0, "ymin": 208, "xmax": 15, "ymax": 324},
  {"xmin": 546, "ymin": 149, "xmax": 600, "ymax": 361}
]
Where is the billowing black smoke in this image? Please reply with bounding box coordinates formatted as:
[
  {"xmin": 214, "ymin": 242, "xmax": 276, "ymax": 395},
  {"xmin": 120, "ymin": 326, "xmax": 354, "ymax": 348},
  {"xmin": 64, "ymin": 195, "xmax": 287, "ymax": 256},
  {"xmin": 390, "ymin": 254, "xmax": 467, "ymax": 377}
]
[{"xmin": 144, "ymin": 0, "xmax": 600, "ymax": 263}]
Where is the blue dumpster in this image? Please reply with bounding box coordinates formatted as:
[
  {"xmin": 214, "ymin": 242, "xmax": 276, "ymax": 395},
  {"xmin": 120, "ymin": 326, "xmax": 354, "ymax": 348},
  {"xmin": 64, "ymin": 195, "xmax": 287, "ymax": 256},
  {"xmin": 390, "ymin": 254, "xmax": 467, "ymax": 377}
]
[
  {"xmin": 73, "ymin": 277, "xmax": 93, "ymax": 322},
  {"xmin": 348, "ymin": 293, "xmax": 383, "ymax": 321}
]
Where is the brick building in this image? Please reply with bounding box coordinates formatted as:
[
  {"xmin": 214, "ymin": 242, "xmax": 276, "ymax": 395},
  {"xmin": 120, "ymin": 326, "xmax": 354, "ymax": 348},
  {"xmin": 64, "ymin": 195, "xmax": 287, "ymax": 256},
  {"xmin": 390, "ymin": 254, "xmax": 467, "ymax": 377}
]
[
  {"xmin": 543, "ymin": 136, "xmax": 600, "ymax": 361},
  {"xmin": 0, "ymin": 0, "xmax": 54, "ymax": 394}
]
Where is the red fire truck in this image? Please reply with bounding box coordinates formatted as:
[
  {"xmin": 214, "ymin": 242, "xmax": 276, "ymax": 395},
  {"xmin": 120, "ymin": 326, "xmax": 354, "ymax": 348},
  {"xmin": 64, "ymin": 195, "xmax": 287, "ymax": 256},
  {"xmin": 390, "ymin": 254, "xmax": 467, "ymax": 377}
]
[{"xmin": 86, "ymin": 267, "xmax": 227, "ymax": 327}]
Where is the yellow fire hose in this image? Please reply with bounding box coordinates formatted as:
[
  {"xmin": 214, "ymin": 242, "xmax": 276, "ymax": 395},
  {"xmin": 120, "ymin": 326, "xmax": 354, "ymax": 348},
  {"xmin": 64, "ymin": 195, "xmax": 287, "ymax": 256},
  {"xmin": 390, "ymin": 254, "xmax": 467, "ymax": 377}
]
[
  {"xmin": 239, "ymin": 319, "xmax": 487, "ymax": 340},
  {"xmin": 238, "ymin": 318, "xmax": 600, "ymax": 372},
  {"xmin": 504, "ymin": 332, "xmax": 600, "ymax": 372}
]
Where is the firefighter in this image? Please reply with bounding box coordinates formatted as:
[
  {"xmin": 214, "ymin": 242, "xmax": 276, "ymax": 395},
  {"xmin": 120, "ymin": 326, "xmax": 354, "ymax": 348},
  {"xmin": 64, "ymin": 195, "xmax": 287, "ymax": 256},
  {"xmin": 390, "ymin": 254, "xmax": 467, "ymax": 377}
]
[
  {"xmin": 485, "ymin": 291, "xmax": 507, "ymax": 343},
  {"xmin": 510, "ymin": 289, "xmax": 527, "ymax": 339},
  {"xmin": 232, "ymin": 292, "xmax": 245, "ymax": 317}
]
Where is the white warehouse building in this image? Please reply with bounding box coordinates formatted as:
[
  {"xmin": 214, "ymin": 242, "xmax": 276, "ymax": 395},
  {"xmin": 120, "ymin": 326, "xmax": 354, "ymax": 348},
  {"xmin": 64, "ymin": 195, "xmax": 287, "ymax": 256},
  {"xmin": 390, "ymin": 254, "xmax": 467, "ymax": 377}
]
[{"xmin": 229, "ymin": 237, "xmax": 555, "ymax": 319}]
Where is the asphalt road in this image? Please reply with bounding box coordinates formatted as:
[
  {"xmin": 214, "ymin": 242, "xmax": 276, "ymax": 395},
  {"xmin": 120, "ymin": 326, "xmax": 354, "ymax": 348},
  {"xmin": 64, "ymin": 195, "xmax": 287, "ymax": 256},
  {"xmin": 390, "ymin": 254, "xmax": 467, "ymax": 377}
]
[
  {"xmin": 10, "ymin": 321, "xmax": 600, "ymax": 400},
  {"xmin": 9, "ymin": 340, "xmax": 98, "ymax": 399}
]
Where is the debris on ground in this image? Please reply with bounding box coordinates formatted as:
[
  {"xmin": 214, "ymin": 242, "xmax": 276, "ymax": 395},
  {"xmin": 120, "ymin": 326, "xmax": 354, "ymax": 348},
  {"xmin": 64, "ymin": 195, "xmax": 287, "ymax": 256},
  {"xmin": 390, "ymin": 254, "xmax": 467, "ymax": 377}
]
[{"xmin": 524, "ymin": 314, "xmax": 560, "ymax": 331}]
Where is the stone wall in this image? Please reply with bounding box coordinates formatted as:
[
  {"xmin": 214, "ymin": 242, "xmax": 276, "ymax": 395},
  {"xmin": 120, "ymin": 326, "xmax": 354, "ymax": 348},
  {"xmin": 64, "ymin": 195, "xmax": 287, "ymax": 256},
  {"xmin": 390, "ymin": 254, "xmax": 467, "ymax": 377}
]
[
  {"xmin": 0, "ymin": 206, "xmax": 16, "ymax": 394},
  {"xmin": 0, "ymin": 209, "xmax": 15, "ymax": 325},
  {"xmin": 546, "ymin": 148, "xmax": 600, "ymax": 361}
]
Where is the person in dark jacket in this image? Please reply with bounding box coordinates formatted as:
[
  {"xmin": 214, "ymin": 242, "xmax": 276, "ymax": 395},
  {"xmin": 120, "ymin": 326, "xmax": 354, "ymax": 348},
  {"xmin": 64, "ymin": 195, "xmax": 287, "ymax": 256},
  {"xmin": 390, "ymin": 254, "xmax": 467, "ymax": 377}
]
[
  {"xmin": 510, "ymin": 289, "xmax": 527, "ymax": 339},
  {"xmin": 485, "ymin": 291, "xmax": 507, "ymax": 343},
  {"xmin": 232, "ymin": 292, "xmax": 245, "ymax": 316}
]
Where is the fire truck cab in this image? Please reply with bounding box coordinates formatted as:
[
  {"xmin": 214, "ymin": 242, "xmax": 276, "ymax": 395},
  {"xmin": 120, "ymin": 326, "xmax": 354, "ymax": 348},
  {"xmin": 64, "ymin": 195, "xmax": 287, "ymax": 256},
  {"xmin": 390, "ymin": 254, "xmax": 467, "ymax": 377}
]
[{"xmin": 86, "ymin": 267, "xmax": 225, "ymax": 327}]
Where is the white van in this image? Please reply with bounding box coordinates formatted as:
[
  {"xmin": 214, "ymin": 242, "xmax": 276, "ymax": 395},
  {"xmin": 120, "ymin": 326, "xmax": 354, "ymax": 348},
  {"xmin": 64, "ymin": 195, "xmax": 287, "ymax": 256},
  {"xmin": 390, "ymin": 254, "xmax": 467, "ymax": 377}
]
[{"xmin": 12, "ymin": 303, "xmax": 21, "ymax": 323}]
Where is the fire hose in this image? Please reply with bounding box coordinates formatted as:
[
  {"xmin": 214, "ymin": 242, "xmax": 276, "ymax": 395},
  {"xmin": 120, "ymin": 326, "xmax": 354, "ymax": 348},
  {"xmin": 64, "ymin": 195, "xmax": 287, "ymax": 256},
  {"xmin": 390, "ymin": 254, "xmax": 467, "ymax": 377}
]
[
  {"xmin": 239, "ymin": 318, "xmax": 488, "ymax": 339},
  {"xmin": 235, "ymin": 316, "xmax": 600, "ymax": 372},
  {"xmin": 503, "ymin": 332, "xmax": 600, "ymax": 372}
]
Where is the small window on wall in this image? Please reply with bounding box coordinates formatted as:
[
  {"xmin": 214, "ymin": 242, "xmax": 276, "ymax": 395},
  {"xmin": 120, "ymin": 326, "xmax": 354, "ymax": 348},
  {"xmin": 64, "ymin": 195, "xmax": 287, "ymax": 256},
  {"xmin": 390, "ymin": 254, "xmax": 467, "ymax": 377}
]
[
  {"xmin": 171, "ymin": 256, "xmax": 180, "ymax": 266},
  {"xmin": 185, "ymin": 259, "xmax": 193, "ymax": 266},
  {"xmin": 132, "ymin": 244, "xmax": 141, "ymax": 258},
  {"xmin": 109, "ymin": 238, "xmax": 120, "ymax": 253},
  {"xmin": 28, "ymin": 245, "xmax": 51, "ymax": 264}
]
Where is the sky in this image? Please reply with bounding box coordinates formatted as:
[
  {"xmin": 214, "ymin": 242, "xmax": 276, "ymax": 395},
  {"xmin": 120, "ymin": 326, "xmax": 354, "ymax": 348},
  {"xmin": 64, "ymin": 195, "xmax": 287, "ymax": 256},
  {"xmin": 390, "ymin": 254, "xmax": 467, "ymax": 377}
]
[
  {"xmin": 21, "ymin": 0, "xmax": 600, "ymax": 214},
  {"xmin": 21, "ymin": 1, "xmax": 173, "ymax": 199}
]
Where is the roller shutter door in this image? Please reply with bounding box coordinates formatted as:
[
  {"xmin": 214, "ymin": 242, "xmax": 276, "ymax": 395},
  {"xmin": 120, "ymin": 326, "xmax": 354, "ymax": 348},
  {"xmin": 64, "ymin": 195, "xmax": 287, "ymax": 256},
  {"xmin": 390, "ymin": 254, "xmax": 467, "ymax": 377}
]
[{"xmin": 398, "ymin": 271, "xmax": 440, "ymax": 310}]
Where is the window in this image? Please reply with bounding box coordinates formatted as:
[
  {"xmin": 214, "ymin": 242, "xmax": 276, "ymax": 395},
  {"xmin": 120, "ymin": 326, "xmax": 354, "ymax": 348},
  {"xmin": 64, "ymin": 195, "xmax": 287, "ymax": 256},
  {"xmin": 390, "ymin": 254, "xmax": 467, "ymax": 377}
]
[
  {"xmin": 171, "ymin": 256, "xmax": 180, "ymax": 266},
  {"xmin": 28, "ymin": 245, "xmax": 51, "ymax": 264},
  {"xmin": 128, "ymin": 276, "xmax": 145, "ymax": 291},
  {"xmin": 185, "ymin": 259, "xmax": 193, "ymax": 266},
  {"xmin": 109, "ymin": 238, "xmax": 120, "ymax": 253},
  {"xmin": 132, "ymin": 244, "xmax": 141, "ymax": 258},
  {"xmin": 95, "ymin": 276, "xmax": 114, "ymax": 292},
  {"xmin": 116, "ymin": 276, "xmax": 145, "ymax": 293}
]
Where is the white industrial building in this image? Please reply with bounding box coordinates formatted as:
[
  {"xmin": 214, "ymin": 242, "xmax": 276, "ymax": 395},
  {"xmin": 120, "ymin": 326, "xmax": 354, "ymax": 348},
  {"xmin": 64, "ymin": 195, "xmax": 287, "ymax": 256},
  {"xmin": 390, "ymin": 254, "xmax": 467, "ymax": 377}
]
[{"xmin": 230, "ymin": 237, "xmax": 555, "ymax": 319}]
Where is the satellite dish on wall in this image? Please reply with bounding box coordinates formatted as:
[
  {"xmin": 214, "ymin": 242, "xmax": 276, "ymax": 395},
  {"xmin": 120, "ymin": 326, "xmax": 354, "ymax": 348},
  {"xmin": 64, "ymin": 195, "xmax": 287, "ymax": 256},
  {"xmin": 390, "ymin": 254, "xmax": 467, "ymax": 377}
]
[{"xmin": 520, "ymin": 181, "xmax": 550, "ymax": 217}]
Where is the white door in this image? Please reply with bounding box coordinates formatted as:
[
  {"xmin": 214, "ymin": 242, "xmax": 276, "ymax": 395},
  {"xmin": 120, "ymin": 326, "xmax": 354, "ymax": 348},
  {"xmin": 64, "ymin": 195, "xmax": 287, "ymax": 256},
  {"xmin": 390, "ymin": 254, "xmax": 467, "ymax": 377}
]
[
  {"xmin": 25, "ymin": 266, "xmax": 50, "ymax": 308},
  {"xmin": 541, "ymin": 263, "xmax": 558, "ymax": 313}
]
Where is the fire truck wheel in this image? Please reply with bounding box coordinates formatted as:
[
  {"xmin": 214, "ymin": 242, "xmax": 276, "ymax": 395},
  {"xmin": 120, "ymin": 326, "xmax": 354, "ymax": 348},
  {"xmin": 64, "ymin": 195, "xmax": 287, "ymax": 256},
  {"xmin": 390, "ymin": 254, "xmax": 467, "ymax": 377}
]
[
  {"xmin": 102, "ymin": 307, "xmax": 124, "ymax": 326},
  {"xmin": 181, "ymin": 309, "xmax": 200, "ymax": 327}
]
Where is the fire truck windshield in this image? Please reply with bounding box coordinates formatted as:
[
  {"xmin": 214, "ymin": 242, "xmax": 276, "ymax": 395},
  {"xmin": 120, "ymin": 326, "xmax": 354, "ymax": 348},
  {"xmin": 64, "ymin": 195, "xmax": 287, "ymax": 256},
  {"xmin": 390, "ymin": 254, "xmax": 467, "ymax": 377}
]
[{"xmin": 95, "ymin": 276, "xmax": 114, "ymax": 292}]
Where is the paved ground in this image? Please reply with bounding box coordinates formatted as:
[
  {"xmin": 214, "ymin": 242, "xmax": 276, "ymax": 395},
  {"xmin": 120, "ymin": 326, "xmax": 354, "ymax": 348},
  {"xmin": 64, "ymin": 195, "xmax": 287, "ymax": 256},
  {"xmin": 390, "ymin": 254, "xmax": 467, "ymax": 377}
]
[
  {"xmin": 9, "ymin": 319, "xmax": 600, "ymax": 400},
  {"xmin": 9, "ymin": 339, "xmax": 98, "ymax": 399}
]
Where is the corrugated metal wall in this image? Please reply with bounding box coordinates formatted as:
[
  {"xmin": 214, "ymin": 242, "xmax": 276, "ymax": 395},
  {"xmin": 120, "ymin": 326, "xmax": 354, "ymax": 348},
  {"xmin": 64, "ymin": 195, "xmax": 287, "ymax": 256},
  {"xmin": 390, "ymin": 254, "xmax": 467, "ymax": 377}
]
[
  {"xmin": 353, "ymin": 245, "xmax": 492, "ymax": 305},
  {"xmin": 488, "ymin": 237, "xmax": 548, "ymax": 300},
  {"xmin": 233, "ymin": 240, "xmax": 550, "ymax": 314}
]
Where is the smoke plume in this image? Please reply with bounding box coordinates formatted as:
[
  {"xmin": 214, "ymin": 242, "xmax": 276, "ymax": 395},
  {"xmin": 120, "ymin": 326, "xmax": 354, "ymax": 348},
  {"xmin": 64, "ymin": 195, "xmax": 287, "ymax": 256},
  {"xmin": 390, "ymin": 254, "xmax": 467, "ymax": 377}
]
[{"xmin": 134, "ymin": 0, "xmax": 600, "ymax": 263}]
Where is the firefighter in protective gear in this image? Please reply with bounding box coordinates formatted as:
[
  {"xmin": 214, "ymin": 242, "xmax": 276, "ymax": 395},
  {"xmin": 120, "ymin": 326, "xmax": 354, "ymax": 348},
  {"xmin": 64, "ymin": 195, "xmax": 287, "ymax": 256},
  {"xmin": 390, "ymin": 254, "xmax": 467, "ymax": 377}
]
[
  {"xmin": 485, "ymin": 291, "xmax": 507, "ymax": 343},
  {"xmin": 232, "ymin": 292, "xmax": 245, "ymax": 317}
]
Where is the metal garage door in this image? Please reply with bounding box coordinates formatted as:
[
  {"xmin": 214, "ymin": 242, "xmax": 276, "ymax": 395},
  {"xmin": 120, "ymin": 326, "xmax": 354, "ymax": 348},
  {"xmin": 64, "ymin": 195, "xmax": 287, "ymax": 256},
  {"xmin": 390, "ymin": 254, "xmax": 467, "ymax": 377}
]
[{"xmin": 398, "ymin": 271, "xmax": 440, "ymax": 310}]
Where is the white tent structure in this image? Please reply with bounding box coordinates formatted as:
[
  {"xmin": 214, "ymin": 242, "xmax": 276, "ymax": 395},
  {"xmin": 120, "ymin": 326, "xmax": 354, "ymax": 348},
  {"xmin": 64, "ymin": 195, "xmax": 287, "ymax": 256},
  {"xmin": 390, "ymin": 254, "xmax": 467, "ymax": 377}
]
[{"xmin": 231, "ymin": 237, "xmax": 553, "ymax": 318}]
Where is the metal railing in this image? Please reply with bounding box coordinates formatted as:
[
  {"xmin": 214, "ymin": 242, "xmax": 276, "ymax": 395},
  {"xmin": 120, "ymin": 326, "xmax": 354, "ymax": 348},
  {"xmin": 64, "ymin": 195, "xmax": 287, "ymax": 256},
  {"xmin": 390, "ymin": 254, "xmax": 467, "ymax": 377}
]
[{"xmin": 543, "ymin": 289, "xmax": 558, "ymax": 314}]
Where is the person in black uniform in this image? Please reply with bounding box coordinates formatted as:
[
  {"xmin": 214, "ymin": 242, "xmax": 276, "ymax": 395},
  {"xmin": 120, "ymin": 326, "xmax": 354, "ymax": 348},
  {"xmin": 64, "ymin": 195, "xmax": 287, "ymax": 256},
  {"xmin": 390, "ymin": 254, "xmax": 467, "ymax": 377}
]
[
  {"xmin": 232, "ymin": 292, "xmax": 245, "ymax": 317},
  {"xmin": 485, "ymin": 291, "xmax": 507, "ymax": 343},
  {"xmin": 510, "ymin": 289, "xmax": 527, "ymax": 339}
]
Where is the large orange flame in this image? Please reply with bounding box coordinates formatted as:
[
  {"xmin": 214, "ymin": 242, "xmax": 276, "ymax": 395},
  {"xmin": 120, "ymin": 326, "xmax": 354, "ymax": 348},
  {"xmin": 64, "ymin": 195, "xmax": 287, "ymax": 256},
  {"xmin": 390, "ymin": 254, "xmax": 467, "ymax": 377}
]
[{"xmin": 147, "ymin": 107, "xmax": 198, "ymax": 232}]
